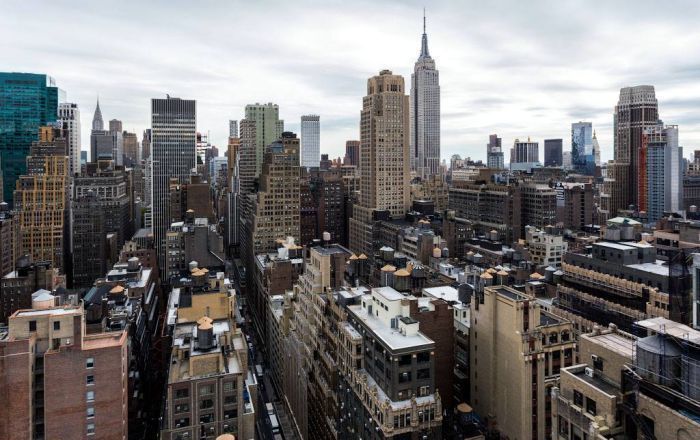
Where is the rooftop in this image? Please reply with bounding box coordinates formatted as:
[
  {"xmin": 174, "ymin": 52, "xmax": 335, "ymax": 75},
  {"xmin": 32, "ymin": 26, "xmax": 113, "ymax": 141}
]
[
  {"xmin": 422, "ymin": 285, "xmax": 459, "ymax": 303},
  {"xmin": 347, "ymin": 302, "xmax": 434, "ymax": 351},
  {"xmin": 636, "ymin": 317, "xmax": 700, "ymax": 345},
  {"xmin": 584, "ymin": 330, "xmax": 636, "ymax": 360},
  {"xmin": 374, "ymin": 286, "xmax": 405, "ymax": 302}
]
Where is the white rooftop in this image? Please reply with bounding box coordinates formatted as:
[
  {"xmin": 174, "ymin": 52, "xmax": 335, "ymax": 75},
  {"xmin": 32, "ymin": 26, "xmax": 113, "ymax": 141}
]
[
  {"xmin": 627, "ymin": 261, "xmax": 669, "ymax": 276},
  {"xmin": 373, "ymin": 286, "xmax": 404, "ymax": 302},
  {"xmin": 636, "ymin": 317, "xmax": 700, "ymax": 345},
  {"xmin": 347, "ymin": 303, "xmax": 434, "ymax": 351},
  {"xmin": 422, "ymin": 286, "xmax": 459, "ymax": 303}
]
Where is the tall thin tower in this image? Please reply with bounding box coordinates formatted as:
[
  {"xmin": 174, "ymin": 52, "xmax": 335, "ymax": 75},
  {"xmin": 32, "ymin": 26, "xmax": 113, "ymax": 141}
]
[
  {"xmin": 410, "ymin": 10, "xmax": 440, "ymax": 179},
  {"xmin": 58, "ymin": 102, "xmax": 81, "ymax": 176},
  {"xmin": 150, "ymin": 97, "xmax": 196, "ymax": 275}
]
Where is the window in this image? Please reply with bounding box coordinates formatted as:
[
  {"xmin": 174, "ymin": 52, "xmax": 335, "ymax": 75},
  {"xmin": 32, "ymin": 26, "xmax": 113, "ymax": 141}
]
[
  {"xmin": 399, "ymin": 371, "xmax": 412, "ymax": 383},
  {"xmin": 53, "ymin": 321, "xmax": 60, "ymax": 331},
  {"xmin": 573, "ymin": 390, "xmax": 583, "ymax": 407},
  {"xmin": 174, "ymin": 417, "xmax": 189, "ymax": 428},
  {"xmin": 29, "ymin": 321, "xmax": 37, "ymax": 332},
  {"xmin": 175, "ymin": 388, "xmax": 189, "ymax": 399},
  {"xmin": 199, "ymin": 385, "xmax": 214, "ymax": 396},
  {"xmin": 417, "ymin": 351, "xmax": 430, "ymax": 363},
  {"xmin": 175, "ymin": 403, "xmax": 189, "ymax": 413},
  {"xmin": 417, "ymin": 368, "xmax": 430, "ymax": 380},
  {"xmin": 224, "ymin": 395, "xmax": 237, "ymax": 405},
  {"xmin": 398, "ymin": 354, "xmax": 412, "ymax": 366},
  {"xmin": 223, "ymin": 381, "xmax": 235, "ymax": 392},
  {"xmin": 86, "ymin": 358, "xmax": 94, "ymax": 369},
  {"xmin": 87, "ymin": 407, "xmax": 95, "ymax": 418},
  {"xmin": 86, "ymin": 391, "xmax": 95, "ymax": 402},
  {"xmin": 86, "ymin": 375, "xmax": 95, "ymax": 385},
  {"xmin": 200, "ymin": 399, "xmax": 214, "ymax": 410},
  {"xmin": 586, "ymin": 397, "xmax": 597, "ymax": 416},
  {"xmin": 87, "ymin": 423, "xmax": 95, "ymax": 435}
]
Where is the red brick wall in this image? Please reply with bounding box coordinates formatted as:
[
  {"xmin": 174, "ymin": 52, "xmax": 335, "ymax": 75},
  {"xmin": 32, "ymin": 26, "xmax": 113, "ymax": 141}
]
[
  {"xmin": 410, "ymin": 298, "xmax": 455, "ymax": 410},
  {"xmin": 0, "ymin": 338, "xmax": 32, "ymax": 440},
  {"xmin": 44, "ymin": 333, "xmax": 127, "ymax": 439}
]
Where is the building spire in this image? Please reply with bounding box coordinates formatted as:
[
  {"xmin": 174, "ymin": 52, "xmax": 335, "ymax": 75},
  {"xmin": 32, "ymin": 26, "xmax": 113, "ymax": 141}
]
[
  {"xmin": 92, "ymin": 96, "xmax": 104, "ymax": 131},
  {"xmin": 420, "ymin": 9, "xmax": 430, "ymax": 59}
]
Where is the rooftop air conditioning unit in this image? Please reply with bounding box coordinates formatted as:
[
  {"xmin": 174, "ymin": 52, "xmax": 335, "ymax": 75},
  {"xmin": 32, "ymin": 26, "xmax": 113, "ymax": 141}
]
[{"xmin": 585, "ymin": 367, "xmax": 594, "ymax": 378}]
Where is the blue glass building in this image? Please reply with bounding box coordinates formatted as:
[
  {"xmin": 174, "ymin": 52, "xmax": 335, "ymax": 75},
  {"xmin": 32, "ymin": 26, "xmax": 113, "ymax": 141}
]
[
  {"xmin": 571, "ymin": 121, "xmax": 594, "ymax": 175},
  {"xmin": 0, "ymin": 72, "xmax": 62, "ymax": 204}
]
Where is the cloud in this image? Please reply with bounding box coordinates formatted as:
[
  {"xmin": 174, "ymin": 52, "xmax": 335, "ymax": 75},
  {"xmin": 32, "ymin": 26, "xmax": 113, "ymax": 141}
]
[{"xmin": 1, "ymin": 0, "xmax": 700, "ymax": 164}]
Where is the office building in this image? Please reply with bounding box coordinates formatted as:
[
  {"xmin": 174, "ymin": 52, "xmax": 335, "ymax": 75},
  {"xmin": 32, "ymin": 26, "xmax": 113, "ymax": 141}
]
[
  {"xmin": 0, "ymin": 298, "xmax": 128, "ymax": 440},
  {"xmin": 151, "ymin": 97, "xmax": 196, "ymax": 274},
  {"xmin": 229, "ymin": 119, "xmax": 238, "ymax": 138},
  {"xmin": 613, "ymin": 85, "xmax": 659, "ymax": 210},
  {"xmin": 109, "ymin": 119, "xmax": 122, "ymax": 134},
  {"xmin": 511, "ymin": 138, "xmax": 539, "ymax": 163},
  {"xmin": 300, "ymin": 115, "xmax": 320, "ymax": 168},
  {"xmin": 643, "ymin": 124, "xmax": 683, "ymax": 222},
  {"xmin": 123, "ymin": 131, "xmax": 139, "ymax": 166},
  {"xmin": 486, "ymin": 134, "xmax": 504, "ymax": 169},
  {"xmin": 141, "ymin": 128, "xmax": 151, "ymax": 160},
  {"xmin": 471, "ymin": 285, "xmax": 575, "ymax": 439},
  {"xmin": 349, "ymin": 70, "xmax": 410, "ymax": 257},
  {"xmin": 554, "ymin": 182, "xmax": 595, "ymax": 230},
  {"xmin": 0, "ymin": 73, "xmax": 61, "ymax": 205},
  {"xmin": 345, "ymin": 140, "xmax": 360, "ymax": 166},
  {"xmin": 544, "ymin": 138, "xmax": 563, "ymax": 167},
  {"xmin": 410, "ymin": 14, "xmax": 441, "ymax": 179},
  {"xmin": 0, "ymin": 203, "xmax": 19, "ymax": 278},
  {"xmin": 161, "ymin": 269, "xmax": 254, "ymax": 440},
  {"xmin": 71, "ymin": 190, "xmax": 106, "ymax": 288},
  {"xmin": 572, "ymin": 122, "xmax": 594, "ymax": 174},
  {"xmin": 244, "ymin": 103, "xmax": 284, "ymax": 179},
  {"xmin": 13, "ymin": 127, "xmax": 69, "ymax": 272},
  {"xmin": 74, "ymin": 161, "xmax": 133, "ymax": 249},
  {"xmin": 57, "ymin": 102, "xmax": 81, "ymax": 176}
]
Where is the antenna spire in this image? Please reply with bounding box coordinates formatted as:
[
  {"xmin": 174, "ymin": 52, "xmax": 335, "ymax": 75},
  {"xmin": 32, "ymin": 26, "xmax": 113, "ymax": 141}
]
[{"xmin": 423, "ymin": 8, "xmax": 426, "ymax": 34}]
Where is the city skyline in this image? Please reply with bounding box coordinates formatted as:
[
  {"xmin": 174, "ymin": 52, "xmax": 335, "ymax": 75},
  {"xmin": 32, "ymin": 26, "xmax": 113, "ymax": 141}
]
[{"xmin": 3, "ymin": 0, "xmax": 700, "ymax": 162}]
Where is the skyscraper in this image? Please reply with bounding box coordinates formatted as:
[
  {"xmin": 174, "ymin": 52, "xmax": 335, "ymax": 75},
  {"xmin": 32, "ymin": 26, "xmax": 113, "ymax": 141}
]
[
  {"xmin": 349, "ymin": 70, "xmax": 410, "ymax": 256},
  {"xmin": 300, "ymin": 115, "xmax": 320, "ymax": 168},
  {"xmin": 92, "ymin": 98, "xmax": 104, "ymax": 130},
  {"xmin": 486, "ymin": 134, "xmax": 504, "ymax": 169},
  {"xmin": 109, "ymin": 119, "xmax": 122, "ymax": 133},
  {"xmin": 229, "ymin": 119, "xmax": 238, "ymax": 138},
  {"xmin": 344, "ymin": 140, "xmax": 360, "ymax": 166},
  {"xmin": 244, "ymin": 103, "xmax": 284, "ymax": 179},
  {"xmin": 644, "ymin": 124, "xmax": 682, "ymax": 222},
  {"xmin": 544, "ymin": 138, "xmax": 563, "ymax": 167},
  {"xmin": 0, "ymin": 73, "xmax": 61, "ymax": 204},
  {"xmin": 90, "ymin": 100, "xmax": 123, "ymax": 164},
  {"xmin": 410, "ymin": 13, "xmax": 440, "ymax": 179},
  {"xmin": 614, "ymin": 85, "xmax": 659, "ymax": 209},
  {"xmin": 511, "ymin": 138, "xmax": 539, "ymax": 163},
  {"xmin": 13, "ymin": 126, "xmax": 69, "ymax": 271},
  {"xmin": 151, "ymin": 97, "xmax": 196, "ymax": 274},
  {"xmin": 57, "ymin": 103, "xmax": 81, "ymax": 176},
  {"xmin": 571, "ymin": 121, "xmax": 594, "ymax": 174},
  {"xmin": 71, "ymin": 189, "xmax": 106, "ymax": 287},
  {"xmin": 123, "ymin": 131, "xmax": 139, "ymax": 165}
]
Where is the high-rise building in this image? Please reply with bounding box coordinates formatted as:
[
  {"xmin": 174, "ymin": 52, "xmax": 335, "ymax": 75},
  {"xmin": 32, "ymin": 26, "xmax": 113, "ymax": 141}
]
[
  {"xmin": 572, "ymin": 121, "xmax": 594, "ymax": 174},
  {"xmin": 0, "ymin": 73, "xmax": 61, "ymax": 204},
  {"xmin": 0, "ymin": 299, "xmax": 128, "ymax": 440},
  {"xmin": 410, "ymin": 14, "xmax": 440, "ymax": 179},
  {"xmin": 644, "ymin": 124, "xmax": 682, "ymax": 222},
  {"xmin": 349, "ymin": 70, "xmax": 410, "ymax": 256},
  {"xmin": 345, "ymin": 140, "xmax": 360, "ymax": 166},
  {"xmin": 244, "ymin": 103, "xmax": 284, "ymax": 179},
  {"xmin": 70, "ymin": 190, "xmax": 106, "ymax": 287},
  {"xmin": 471, "ymin": 285, "xmax": 575, "ymax": 439},
  {"xmin": 300, "ymin": 115, "xmax": 320, "ymax": 168},
  {"xmin": 511, "ymin": 138, "xmax": 539, "ymax": 163},
  {"xmin": 229, "ymin": 119, "xmax": 238, "ymax": 138},
  {"xmin": 0, "ymin": 203, "xmax": 19, "ymax": 278},
  {"xmin": 90, "ymin": 100, "xmax": 123, "ymax": 165},
  {"xmin": 109, "ymin": 119, "xmax": 122, "ymax": 134},
  {"xmin": 141, "ymin": 128, "xmax": 151, "ymax": 160},
  {"xmin": 614, "ymin": 85, "xmax": 659, "ymax": 209},
  {"xmin": 92, "ymin": 98, "xmax": 104, "ymax": 131},
  {"xmin": 486, "ymin": 134, "xmax": 504, "ymax": 169},
  {"xmin": 14, "ymin": 126, "xmax": 69, "ymax": 271},
  {"xmin": 237, "ymin": 119, "xmax": 257, "ymax": 195},
  {"xmin": 57, "ymin": 103, "xmax": 81, "ymax": 176},
  {"xmin": 123, "ymin": 131, "xmax": 139, "ymax": 166},
  {"xmin": 544, "ymin": 138, "xmax": 563, "ymax": 167},
  {"xmin": 151, "ymin": 97, "xmax": 196, "ymax": 274}
]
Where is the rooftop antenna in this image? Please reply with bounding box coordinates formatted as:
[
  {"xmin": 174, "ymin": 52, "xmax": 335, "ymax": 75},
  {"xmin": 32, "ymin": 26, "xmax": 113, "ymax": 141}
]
[{"xmin": 423, "ymin": 7, "xmax": 426, "ymax": 34}]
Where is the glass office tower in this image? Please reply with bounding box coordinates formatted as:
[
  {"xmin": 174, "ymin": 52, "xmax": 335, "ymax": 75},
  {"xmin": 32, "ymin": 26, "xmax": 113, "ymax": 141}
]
[{"xmin": 0, "ymin": 72, "xmax": 62, "ymax": 204}]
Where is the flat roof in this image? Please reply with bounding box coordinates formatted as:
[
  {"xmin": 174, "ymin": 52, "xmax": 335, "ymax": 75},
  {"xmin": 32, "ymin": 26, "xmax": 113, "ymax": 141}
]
[
  {"xmin": 626, "ymin": 261, "xmax": 669, "ymax": 276},
  {"xmin": 15, "ymin": 307, "xmax": 79, "ymax": 317},
  {"xmin": 373, "ymin": 286, "xmax": 404, "ymax": 302},
  {"xmin": 347, "ymin": 303, "xmax": 434, "ymax": 351},
  {"xmin": 636, "ymin": 317, "xmax": 700, "ymax": 345},
  {"xmin": 584, "ymin": 331, "xmax": 636, "ymax": 360},
  {"xmin": 595, "ymin": 241, "xmax": 636, "ymax": 251},
  {"xmin": 423, "ymin": 286, "xmax": 459, "ymax": 303}
]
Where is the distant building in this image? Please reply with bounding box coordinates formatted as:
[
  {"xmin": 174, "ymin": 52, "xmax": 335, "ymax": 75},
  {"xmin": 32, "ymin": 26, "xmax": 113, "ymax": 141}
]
[
  {"xmin": 228, "ymin": 119, "xmax": 238, "ymax": 138},
  {"xmin": 344, "ymin": 140, "xmax": 360, "ymax": 166},
  {"xmin": 0, "ymin": 298, "xmax": 128, "ymax": 440},
  {"xmin": 0, "ymin": 256, "xmax": 62, "ymax": 322},
  {"xmin": 349, "ymin": 70, "xmax": 410, "ymax": 257},
  {"xmin": 123, "ymin": 131, "xmax": 139, "ymax": 166},
  {"xmin": 71, "ymin": 190, "xmax": 106, "ymax": 288},
  {"xmin": 643, "ymin": 124, "xmax": 682, "ymax": 222},
  {"xmin": 486, "ymin": 134, "xmax": 504, "ymax": 169},
  {"xmin": 0, "ymin": 72, "xmax": 61, "ymax": 204},
  {"xmin": 57, "ymin": 102, "xmax": 81, "ymax": 176},
  {"xmin": 0, "ymin": 203, "xmax": 19, "ymax": 278},
  {"xmin": 544, "ymin": 138, "xmax": 563, "ymax": 167},
  {"xmin": 511, "ymin": 138, "xmax": 539, "ymax": 163},
  {"xmin": 300, "ymin": 115, "xmax": 320, "ymax": 168},
  {"xmin": 244, "ymin": 103, "xmax": 284, "ymax": 179},
  {"xmin": 410, "ymin": 14, "xmax": 441, "ymax": 178}
]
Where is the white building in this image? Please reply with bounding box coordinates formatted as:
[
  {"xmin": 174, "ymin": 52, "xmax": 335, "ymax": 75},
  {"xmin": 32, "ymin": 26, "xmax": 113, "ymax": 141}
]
[
  {"xmin": 524, "ymin": 225, "xmax": 567, "ymax": 268},
  {"xmin": 410, "ymin": 14, "xmax": 441, "ymax": 179},
  {"xmin": 300, "ymin": 115, "xmax": 320, "ymax": 168},
  {"xmin": 58, "ymin": 102, "xmax": 81, "ymax": 176}
]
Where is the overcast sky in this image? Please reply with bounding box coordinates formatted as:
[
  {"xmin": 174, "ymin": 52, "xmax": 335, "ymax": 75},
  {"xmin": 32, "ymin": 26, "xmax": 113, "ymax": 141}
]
[{"xmin": 2, "ymin": 0, "xmax": 700, "ymax": 162}]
